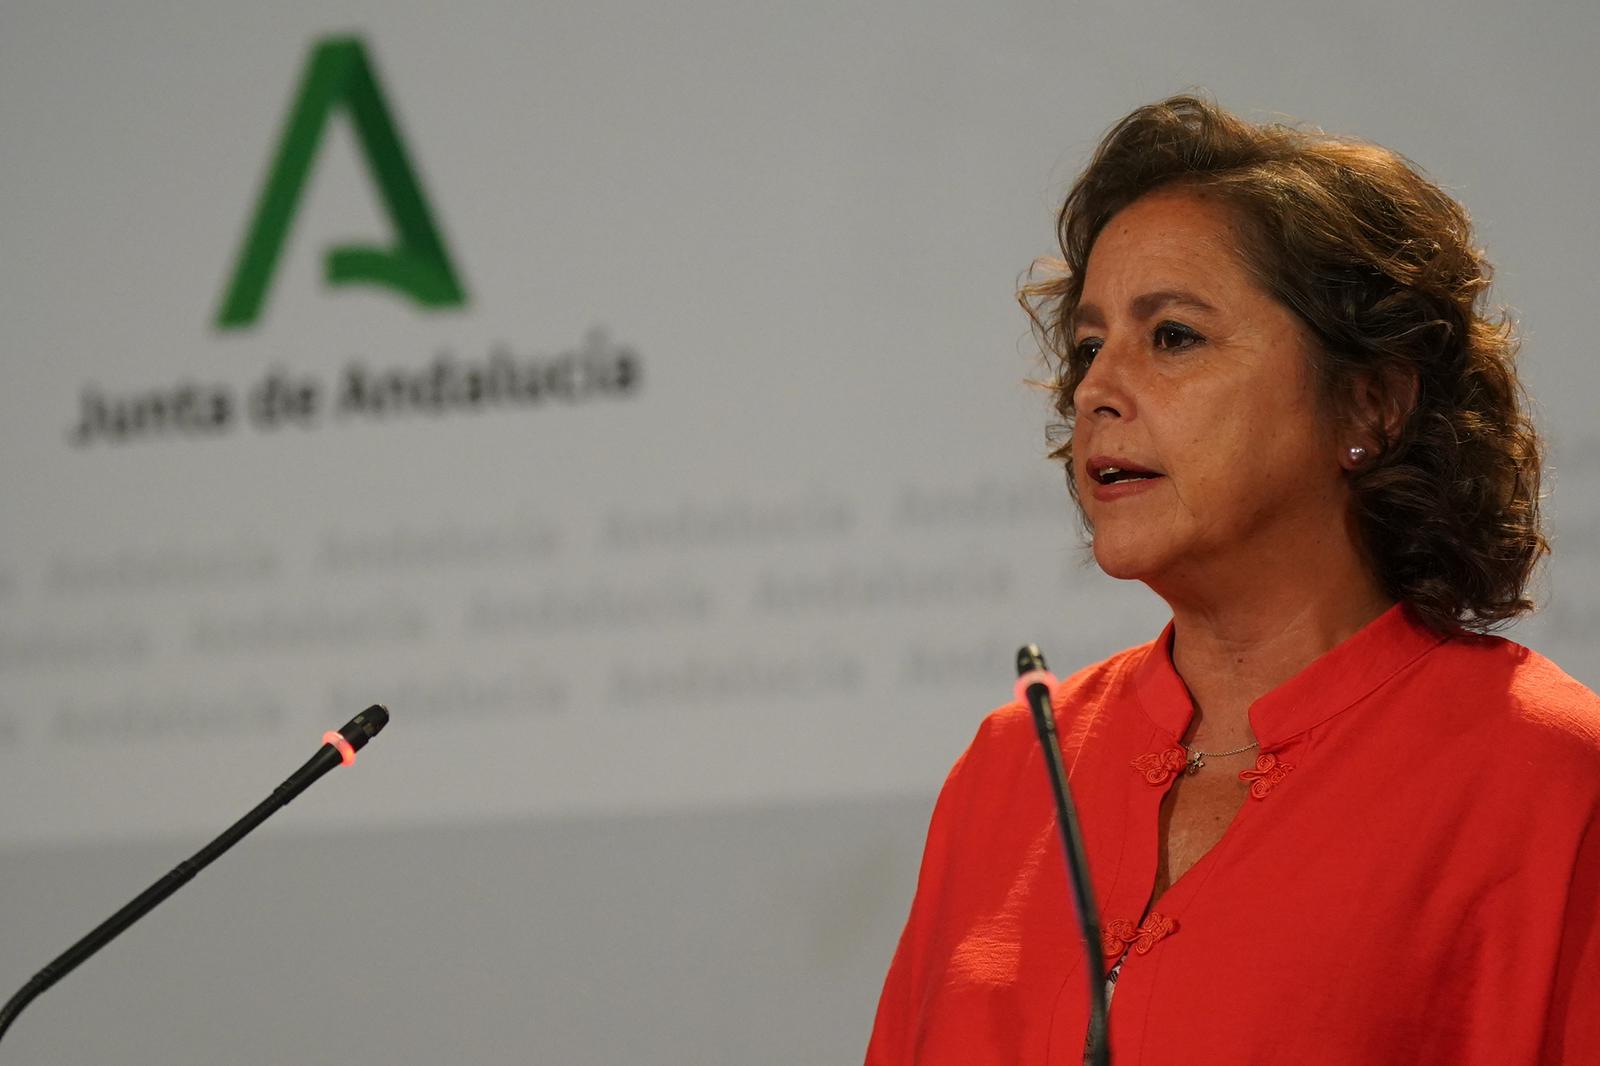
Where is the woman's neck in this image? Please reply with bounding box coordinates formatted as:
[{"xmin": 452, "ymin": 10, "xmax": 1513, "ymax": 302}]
[{"xmin": 1156, "ymin": 560, "xmax": 1393, "ymax": 750}]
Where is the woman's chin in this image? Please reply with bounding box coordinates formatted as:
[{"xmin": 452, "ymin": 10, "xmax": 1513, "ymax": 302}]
[{"xmin": 1090, "ymin": 536, "xmax": 1165, "ymax": 583}]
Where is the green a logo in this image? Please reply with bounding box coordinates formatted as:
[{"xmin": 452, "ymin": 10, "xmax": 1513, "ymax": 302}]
[{"xmin": 215, "ymin": 36, "xmax": 467, "ymax": 330}]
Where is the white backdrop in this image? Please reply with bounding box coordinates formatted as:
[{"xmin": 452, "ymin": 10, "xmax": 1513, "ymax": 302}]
[{"xmin": 1, "ymin": 1, "xmax": 1595, "ymax": 1062}]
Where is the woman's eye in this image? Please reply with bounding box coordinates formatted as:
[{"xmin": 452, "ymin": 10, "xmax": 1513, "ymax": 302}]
[
  {"xmin": 1153, "ymin": 322, "xmax": 1202, "ymax": 350},
  {"xmin": 1073, "ymin": 338, "xmax": 1102, "ymax": 364}
]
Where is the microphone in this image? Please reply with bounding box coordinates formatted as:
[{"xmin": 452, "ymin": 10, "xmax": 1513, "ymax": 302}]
[
  {"xmin": 0, "ymin": 705, "xmax": 390, "ymax": 1046},
  {"xmin": 1015, "ymin": 647, "xmax": 1109, "ymax": 1066}
]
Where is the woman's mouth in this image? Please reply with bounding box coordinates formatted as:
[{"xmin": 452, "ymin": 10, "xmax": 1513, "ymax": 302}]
[
  {"xmin": 1085, "ymin": 457, "xmax": 1165, "ymax": 500},
  {"xmin": 1086, "ymin": 457, "xmax": 1162, "ymax": 484}
]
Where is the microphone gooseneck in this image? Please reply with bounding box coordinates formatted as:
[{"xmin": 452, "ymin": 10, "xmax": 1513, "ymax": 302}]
[
  {"xmin": 1015, "ymin": 646, "xmax": 1110, "ymax": 1066},
  {"xmin": 0, "ymin": 705, "xmax": 390, "ymax": 1047}
]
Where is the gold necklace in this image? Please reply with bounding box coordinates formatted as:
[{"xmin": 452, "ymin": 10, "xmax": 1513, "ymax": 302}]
[{"xmin": 1184, "ymin": 741, "xmax": 1259, "ymax": 775}]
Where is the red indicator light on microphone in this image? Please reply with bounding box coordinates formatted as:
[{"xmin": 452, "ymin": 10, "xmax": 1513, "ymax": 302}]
[
  {"xmin": 323, "ymin": 731, "xmax": 357, "ymax": 767},
  {"xmin": 1014, "ymin": 669, "xmax": 1059, "ymax": 707}
]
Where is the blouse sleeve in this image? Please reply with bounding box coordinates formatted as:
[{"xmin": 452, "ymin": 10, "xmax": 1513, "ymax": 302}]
[
  {"xmin": 864, "ymin": 717, "xmax": 994, "ymax": 1066},
  {"xmin": 1540, "ymin": 810, "xmax": 1600, "ymax": 1061}
]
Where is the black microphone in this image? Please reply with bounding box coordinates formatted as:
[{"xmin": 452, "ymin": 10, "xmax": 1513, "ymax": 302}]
[
  {"xmin": 0, "ymin": 704, "xmax": 390, "ymax": 1046},
  {"xmin": 1015, "ymin": 646, "xmax": 1109, "ymax": 1066}
]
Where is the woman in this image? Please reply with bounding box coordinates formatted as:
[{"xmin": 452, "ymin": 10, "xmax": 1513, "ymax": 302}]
[{"xmin": 866, "ymin": 96, "xmax": 1600, "ymax": 1065}]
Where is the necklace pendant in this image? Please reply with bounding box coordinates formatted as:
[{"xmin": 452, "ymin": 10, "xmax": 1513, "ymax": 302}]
[{"xmin": 1185, "ymin": 752, "xmax": 1204, "ymax": 775}]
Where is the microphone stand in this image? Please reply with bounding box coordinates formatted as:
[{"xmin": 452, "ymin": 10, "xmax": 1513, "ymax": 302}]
[
  {"xmin": 0, "ymin": 704, "xmax": 389, "ymax": 1047},
  {"xmin": 1016, "ymin": 646, "xmax": 1109, "ymax": 1066}
]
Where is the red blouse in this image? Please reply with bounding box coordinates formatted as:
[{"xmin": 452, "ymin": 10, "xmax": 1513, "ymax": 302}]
[{"xmin": 866, "ymin": 605, "xmax": 1600, "ymax": 1064}]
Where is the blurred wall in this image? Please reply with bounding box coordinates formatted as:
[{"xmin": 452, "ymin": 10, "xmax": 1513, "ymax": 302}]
[{"xmin": 1, "ymin": 1, "xmax": 1595, "ymax": 1062}]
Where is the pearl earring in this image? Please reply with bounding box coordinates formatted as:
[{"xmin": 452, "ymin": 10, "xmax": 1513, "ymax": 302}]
[{"xmin": 1346, "ymin": 445, "xmax": 1368, "ymax": 465}]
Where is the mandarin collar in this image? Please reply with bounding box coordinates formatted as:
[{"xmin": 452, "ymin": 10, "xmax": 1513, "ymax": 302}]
[{"xmin": 1131, "ymin": 602, "xmax": 1446, "ymax": 748}]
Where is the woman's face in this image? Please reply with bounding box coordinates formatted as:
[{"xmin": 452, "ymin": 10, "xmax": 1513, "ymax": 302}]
[{"xmin": 1070, "ymin": 187, "xmax": 1350, "ymax": 594}]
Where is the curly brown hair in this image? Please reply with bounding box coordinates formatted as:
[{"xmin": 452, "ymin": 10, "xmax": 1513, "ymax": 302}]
[{"xmin": 1020, "ymin": 94, "xmax": 1545, "ymax": 634}]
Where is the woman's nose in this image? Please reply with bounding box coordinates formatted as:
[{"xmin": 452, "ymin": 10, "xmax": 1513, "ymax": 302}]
[{"xmin": 1072, "ymin": 342, "xmax": 1130, "ymax": 420}]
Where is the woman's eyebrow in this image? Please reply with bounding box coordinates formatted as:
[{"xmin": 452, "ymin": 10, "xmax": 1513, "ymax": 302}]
[{"xmin": 1076, "ymin": 289, "xmax": 1219, "ymax": 329}]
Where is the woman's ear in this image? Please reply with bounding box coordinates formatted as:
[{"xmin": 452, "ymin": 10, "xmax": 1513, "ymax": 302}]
[{"xmin": 1342, "ymin": 366, "xmax": 1419, "ymax": 468}]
